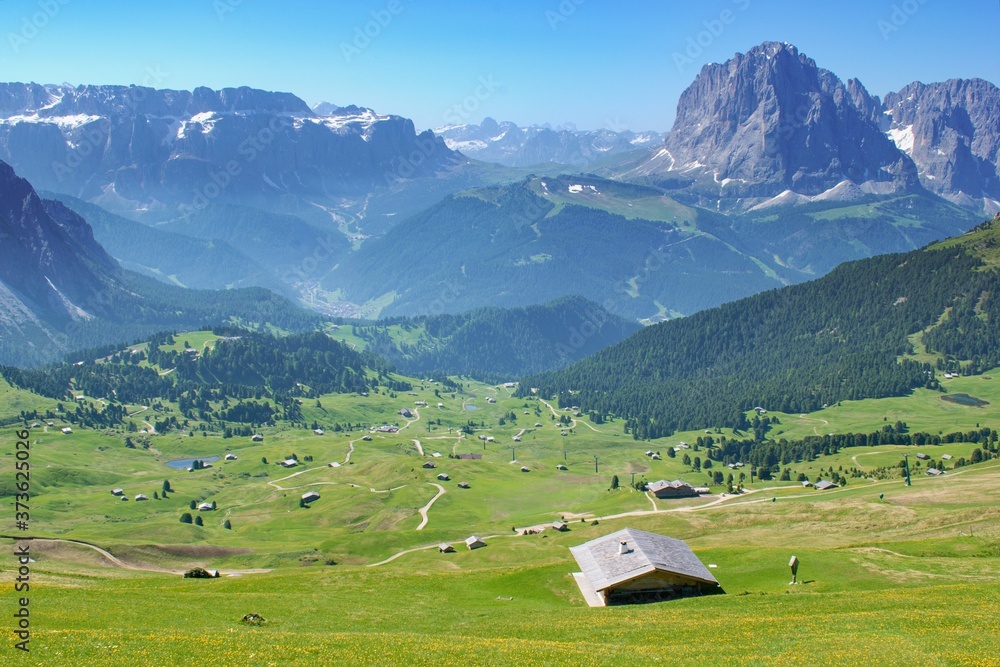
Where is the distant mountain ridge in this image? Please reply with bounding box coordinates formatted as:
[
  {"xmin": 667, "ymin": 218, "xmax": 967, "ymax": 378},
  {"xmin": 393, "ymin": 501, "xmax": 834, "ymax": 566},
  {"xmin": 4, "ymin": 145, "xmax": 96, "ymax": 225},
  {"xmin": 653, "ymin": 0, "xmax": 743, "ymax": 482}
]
[
  {"xmin": 435, "ymin": 116, "xmax": 662, "ymax": 168},
  {"xmin": 622, "ymin": 42, "xmax": 1000, "ymax": 215},
  {"xmin": 0, "ymin": 82, "xmax": 462, "ymax": 219}
]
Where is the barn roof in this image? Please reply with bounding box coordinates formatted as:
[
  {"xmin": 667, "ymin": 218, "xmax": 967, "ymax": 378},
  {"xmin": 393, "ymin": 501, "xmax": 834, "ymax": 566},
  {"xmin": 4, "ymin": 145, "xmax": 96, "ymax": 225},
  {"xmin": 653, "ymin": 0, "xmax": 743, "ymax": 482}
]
[
  {"xmin": 570, "ymin": 527, "xmax": 717, "ymax": 592},
  {"xmin": 647, "ymin": 480, "xmax": 693, "ymax": 493}
]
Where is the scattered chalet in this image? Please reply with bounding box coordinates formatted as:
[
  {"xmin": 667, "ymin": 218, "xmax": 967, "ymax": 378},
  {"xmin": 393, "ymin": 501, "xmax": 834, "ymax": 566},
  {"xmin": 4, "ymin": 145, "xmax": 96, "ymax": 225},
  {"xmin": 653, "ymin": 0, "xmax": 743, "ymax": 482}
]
[
  {"xmin": 438, "ymin": 543, "xmax": 455, "ymax": 553},
  {"xmin": 647, "ymin": 480, "xmax": 698, "ymax": 499},
  {"xmin": 301, "ymin": 491, "xmax": 321, "ymax": 503},
  {"xmin": 814, "ymin": 480, "xmax": 838, "ymax": 490},
  {"xmin": 570, "ymin": 527, "xmax": 720, "ymax": 607},
  {"xmin": 465, "ymin": 536, "xmax": 487, "ymax": 550}
]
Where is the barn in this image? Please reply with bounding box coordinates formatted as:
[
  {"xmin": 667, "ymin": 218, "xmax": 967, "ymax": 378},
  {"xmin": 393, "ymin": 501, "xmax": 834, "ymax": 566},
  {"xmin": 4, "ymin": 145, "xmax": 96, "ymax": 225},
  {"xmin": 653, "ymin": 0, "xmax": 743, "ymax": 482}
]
[
  {"xmin": 570, "ymin": 527, "xmax": 720, "ymax": 607},
  {"xmin": 646, "ymin": 480, "xmax": 698, "ymax": 499}
]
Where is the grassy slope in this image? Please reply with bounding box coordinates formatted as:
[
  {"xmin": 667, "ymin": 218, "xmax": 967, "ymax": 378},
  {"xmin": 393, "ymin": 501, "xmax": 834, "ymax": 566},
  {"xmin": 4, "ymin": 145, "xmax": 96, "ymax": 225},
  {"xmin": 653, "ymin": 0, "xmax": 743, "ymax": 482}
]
[{"xmin": 3, "ymin": 346, "xmax": 1000, "ymax": 664}]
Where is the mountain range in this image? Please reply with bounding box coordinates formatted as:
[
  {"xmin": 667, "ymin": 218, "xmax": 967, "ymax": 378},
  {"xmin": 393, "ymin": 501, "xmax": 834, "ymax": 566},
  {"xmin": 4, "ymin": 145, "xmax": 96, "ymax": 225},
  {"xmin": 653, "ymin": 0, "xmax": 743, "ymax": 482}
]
[
  {"xmin": 0, "ymin": 41, "xmax": 997, "ymax": 363},
  {"xmin": 619, "ymin": 42, "xmax": 1000, "ymax": 216},
  {"xmin": 434, "ymin": 117, "xmax": 662, "ymax": 168}
]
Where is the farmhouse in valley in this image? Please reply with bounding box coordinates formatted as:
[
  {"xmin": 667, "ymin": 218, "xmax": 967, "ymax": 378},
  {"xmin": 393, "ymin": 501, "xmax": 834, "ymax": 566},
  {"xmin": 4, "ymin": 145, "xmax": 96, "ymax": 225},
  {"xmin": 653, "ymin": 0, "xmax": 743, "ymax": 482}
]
[{"xmin": 570, "ymin": 527, "xmax": 720, "ymax": 607}]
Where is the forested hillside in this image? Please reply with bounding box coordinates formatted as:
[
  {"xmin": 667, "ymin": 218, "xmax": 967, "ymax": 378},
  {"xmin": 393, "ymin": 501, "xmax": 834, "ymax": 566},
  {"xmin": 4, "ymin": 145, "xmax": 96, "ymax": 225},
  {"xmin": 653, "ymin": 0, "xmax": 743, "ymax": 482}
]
[
  {"xmin": 525, "ymin": 218, "xmax": 1000, "ymax": 439},
  {"xmin": 0, "ymin": 329, "xmax": 405, "ymax": 430},
  {"xmin": 343, "ymin": 296, "xmax": 641, "ymax": 381}
]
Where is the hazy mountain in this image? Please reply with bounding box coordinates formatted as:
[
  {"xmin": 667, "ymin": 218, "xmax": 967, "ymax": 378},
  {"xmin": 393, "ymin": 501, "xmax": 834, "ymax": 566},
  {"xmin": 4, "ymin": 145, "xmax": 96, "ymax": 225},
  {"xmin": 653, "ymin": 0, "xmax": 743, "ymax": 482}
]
[
  {"xmin": 349, "ymin": 296, "xmax": 642, "ymax": 381},
  {"xmin": 436, "ymin": 117, "xmax": 662, "ymax": 168},
  {"xmin": 326, "ymin": 176, "xmax": 789, "ymax": 321},
  {"xmin": 42, "ymin": 193, "xmax": 290, "ymax": 294},
  {"xmin": 525, "ymin": 213, "xmax": 1000, "ymax": 438},
  {"xmin": 0, "ymin": 160, "xmax": 317, "ymax": 366}
]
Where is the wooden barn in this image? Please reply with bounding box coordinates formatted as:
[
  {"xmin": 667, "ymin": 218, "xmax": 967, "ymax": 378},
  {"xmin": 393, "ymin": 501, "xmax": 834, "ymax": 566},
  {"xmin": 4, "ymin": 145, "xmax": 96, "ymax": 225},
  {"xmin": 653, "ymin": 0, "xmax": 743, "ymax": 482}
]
[
  {"xmin": 570, "ymin": 527, "xmax": 720, "ymax": 607},
  {"xmin": 646, "ymin": 480, "xmax": 698, "ymax": 499}
]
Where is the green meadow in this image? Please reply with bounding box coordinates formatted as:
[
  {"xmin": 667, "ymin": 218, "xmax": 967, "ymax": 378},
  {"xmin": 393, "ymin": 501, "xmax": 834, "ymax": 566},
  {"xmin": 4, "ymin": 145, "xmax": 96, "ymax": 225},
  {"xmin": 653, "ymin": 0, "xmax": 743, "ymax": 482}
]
[{"xmin": 2, "ymin": 353, "xmax": 1000, "ymax": 665}]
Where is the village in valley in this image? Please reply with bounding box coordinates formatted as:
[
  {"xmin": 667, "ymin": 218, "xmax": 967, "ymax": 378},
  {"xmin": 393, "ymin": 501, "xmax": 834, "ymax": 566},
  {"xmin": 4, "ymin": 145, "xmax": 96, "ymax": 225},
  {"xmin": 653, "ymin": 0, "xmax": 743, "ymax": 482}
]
[{"xmin": 4, "ymin": 328, "xmax": 1000, "ymax": 663}]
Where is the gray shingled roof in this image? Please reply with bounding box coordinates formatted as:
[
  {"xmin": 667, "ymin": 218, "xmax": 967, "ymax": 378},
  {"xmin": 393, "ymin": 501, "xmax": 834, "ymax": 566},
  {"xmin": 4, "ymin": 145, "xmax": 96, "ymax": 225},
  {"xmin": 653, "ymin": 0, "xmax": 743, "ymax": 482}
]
[
  {"xmin": 647, "ymin": 480, "xmax": 693, "ymax": 493},
  {"xmin": 570, "ymin": 527, "xmax": 718, "ymax": 592}
]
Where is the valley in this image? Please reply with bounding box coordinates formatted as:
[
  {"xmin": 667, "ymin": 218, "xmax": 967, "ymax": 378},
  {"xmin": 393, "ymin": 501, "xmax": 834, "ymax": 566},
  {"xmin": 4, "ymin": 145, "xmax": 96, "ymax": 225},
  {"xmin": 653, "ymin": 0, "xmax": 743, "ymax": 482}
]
[
  {"xmin": 1, "ymin": 10, "xmax": 999, "ymax": 664},
  {"xmin": 3, "ymin": 332, "xmax": 1000, "ymax": 664}
]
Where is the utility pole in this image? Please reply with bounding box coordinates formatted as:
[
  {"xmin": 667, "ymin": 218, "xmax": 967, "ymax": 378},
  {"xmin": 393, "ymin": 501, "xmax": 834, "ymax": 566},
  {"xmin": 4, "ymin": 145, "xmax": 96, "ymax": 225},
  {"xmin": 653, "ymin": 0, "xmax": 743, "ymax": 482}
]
[
  {"xmin": 594, "ymin": 455, "xmax": 598, "ymax": 473},
  {"xmin": 511, "ymin": 446, "xmax": 516, "ymax": 462},
  {"xmin": 903, "ymin": 454, "xmax": 912, "ymax": 486}
]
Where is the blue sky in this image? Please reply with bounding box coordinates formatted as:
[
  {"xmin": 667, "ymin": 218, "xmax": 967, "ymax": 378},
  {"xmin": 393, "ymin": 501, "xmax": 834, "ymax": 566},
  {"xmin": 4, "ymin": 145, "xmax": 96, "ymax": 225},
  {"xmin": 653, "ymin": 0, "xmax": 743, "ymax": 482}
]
[{"xmin": 0, "ymin": 0, "xmax": 996, "ymax": 132}]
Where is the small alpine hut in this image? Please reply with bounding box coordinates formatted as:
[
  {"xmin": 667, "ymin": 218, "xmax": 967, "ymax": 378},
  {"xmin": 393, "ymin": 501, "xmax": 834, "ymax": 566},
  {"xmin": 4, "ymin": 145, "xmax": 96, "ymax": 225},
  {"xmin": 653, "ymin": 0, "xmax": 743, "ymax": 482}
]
[
  {"xmin": 646, "ymin": 480, "xmax": 698, "ymax": 499},
  {"xmin": 438, "ymin": 542, "xmax": 455, "ymax": 553},
  {"xmin": 465, "ymin": 535, "xmax": 487, "ymax": 550},
  {"xmin": 570, "ymin": 527, "xmax": 719, "ymax": 607},
  {"xmin": 814, "ymin": 480, "xmax": 838, "ymax": 491},
  {"xmin": 301, "ymin": 491, "xmax": 321, "ymax": 504}
]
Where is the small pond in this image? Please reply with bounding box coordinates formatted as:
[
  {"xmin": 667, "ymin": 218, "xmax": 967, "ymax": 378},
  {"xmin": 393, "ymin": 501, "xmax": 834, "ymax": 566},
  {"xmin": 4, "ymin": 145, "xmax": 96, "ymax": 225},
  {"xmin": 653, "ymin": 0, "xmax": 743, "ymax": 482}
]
[
  {"xmin": 941, "ymin": 393, "xmax": 990, "ymax": 408},
  {"xmin": 165, "ymin": 455, "xmax": 221, "ymax": 469},
  {"xmin": 464, "ymin": 404, "xmax": 479, "ymax": 411}
]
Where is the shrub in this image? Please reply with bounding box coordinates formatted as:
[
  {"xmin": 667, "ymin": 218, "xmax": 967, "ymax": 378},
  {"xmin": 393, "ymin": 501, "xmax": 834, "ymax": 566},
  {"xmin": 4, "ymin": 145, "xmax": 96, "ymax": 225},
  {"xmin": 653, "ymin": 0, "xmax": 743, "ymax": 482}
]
[{"xmin": 179, "ymin": 513, "xmax": 193, "ymax": 524}]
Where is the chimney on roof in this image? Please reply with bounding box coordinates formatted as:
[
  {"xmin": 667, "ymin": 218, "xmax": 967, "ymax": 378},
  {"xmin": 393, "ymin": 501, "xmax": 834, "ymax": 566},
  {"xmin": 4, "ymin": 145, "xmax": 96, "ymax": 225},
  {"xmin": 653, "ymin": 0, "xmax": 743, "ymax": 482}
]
[{"xmin": 619, "ymin": 540, "xmax": 630, "ymax": 556}]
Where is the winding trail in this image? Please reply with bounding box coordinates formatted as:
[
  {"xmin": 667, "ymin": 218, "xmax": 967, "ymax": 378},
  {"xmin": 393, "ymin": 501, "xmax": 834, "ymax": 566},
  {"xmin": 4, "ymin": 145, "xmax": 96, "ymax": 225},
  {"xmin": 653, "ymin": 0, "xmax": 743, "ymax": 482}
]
[
  {"xmin": 415, "ymin": 483, "xmax": 446, "ymax": 531},
  {"xmin": 0, "ymin": 535, "xmax": 270, "ymax": 575},
  {"xmin": 798, "ymin": 413, "xmax": 831, "ymax": 436},
  {"xmin": 852, "ymin": 451, "xmax": 884, "ymax": 469},
  {"xmin": 538, "ymin": 397, "xmax": 603, "ymax": 433},
  {"xmin": 412, "ymin": 439, "xmax": 424, "ymax": 456},
  {"xmin": 367, "ymin": 462, "xmax": 1000, "ymax": 568},
  {"xmin": 399, "ymin": 408, "xmax": 421, "ymax": 432}
]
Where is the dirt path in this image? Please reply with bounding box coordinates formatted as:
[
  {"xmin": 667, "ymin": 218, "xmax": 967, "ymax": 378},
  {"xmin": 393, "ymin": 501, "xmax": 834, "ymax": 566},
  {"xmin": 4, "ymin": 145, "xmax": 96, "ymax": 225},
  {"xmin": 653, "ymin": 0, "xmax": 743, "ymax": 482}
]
[
  {"xmin": 798, "ymin": 413, "xmax": 830, "ymax": 436},
  {"xmin": 852, "ymin": 451, "xmax": 883, "ymax": 468},
  {"xmin": 538, "ymin": 397, "xmax": 602, "ymax": 433},
  {"xmin": 0, "ymin": 536, "xmax": 270, "ymax": 576},
  {"xmin": 415, "ymin": 483, "xmax": 446, "ymax": 531},
  {"xmin": 344, "ymin": 436, "xmax": 362, "ymax": 464},
  {"xmin": 412, "ymin": 439, "xmax": 424, "ymax": 456},
  {"xmin": 399, "ymin": 408, "xmax": 421, "ymax": 432}
]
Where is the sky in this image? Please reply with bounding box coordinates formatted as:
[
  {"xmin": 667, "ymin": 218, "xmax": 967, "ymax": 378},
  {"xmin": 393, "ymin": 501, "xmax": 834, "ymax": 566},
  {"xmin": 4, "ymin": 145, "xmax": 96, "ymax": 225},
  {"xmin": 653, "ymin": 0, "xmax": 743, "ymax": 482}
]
[{"xmin": 0, "ymin": 0, "xmax": 997, "ymax": 132}]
